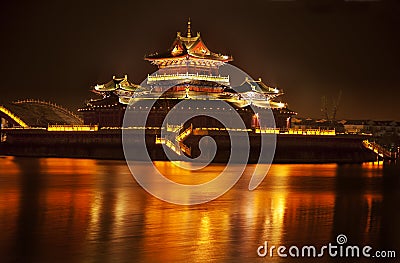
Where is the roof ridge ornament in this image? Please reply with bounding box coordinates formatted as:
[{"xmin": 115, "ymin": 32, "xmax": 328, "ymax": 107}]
[
  {"xmin": 187, "ymin": 18, "xmax": 192, "ymax": 38},
  {"xmin": 145, "ymin": 21, "xmax": 233, "ymax": 62}
]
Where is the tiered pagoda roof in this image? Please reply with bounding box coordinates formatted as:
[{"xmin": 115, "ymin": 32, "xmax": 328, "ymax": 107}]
[{"xmin": 145, "ymin": 19, "xmax": 232, "ymax": 63}]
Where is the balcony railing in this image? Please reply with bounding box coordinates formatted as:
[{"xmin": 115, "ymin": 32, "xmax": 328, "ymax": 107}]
[{"xmin": 147, "ymin": 72, "xmax": 230, "ymax": 84}]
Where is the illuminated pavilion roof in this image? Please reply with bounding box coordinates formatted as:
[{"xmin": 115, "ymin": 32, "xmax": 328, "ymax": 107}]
[
  {"xmin": 0, "ymin": 100, "xmax": 83, "ymax": 128},
  {"xmin": 145, "ymin": 19, "xmax": 232, "ymax": 63},
  {"xmin": 94, "ymin": 75, "xmax": 142, "ymax": 93},
  {"xmin": 235, "ymin": 77, "xmax": 283, "ymax": 98}
]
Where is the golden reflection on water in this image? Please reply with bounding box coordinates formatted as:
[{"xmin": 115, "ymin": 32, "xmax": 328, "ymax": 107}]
[
  {"xmin": 0, "ymin": 158, "xmax": 398, "ymax": 263},
  {"xmin": 136, "ymin": 162, "xmax": 342, "ymax": 261},
  {"xmin": 0, "ymin": 158, "xmax": 20, "ymax": 256},
  {"xmin": 153, "ymin": 161, "xmax": 224, "ymax": 184}
]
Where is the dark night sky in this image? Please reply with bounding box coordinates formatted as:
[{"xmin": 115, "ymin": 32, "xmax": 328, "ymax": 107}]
[{"xmin": 1, "ymin": 0, "xmax": 399, "ymax": 120}]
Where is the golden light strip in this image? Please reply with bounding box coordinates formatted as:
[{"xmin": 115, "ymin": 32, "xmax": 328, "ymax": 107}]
[
  {"xmin": 0, "ymin": 106, "xmax": 29, "ymax": 128},
  {"xmin": 147, "ymin": 73, "xmax": 229, "ymax": 83}
]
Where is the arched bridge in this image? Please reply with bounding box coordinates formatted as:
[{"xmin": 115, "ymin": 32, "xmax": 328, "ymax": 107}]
[{"xmin": 0, "ymin": 99, "xmax": 83, "ymax": 128}]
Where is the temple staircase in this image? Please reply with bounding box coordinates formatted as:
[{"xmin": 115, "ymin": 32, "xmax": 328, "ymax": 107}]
[
  {"xmin": 155, "ymin": 124, "xmax": 192, "ymax": 157},
  {"xmin": 363, "ymin": 140, "xmax": 397, "ymax": 160}
]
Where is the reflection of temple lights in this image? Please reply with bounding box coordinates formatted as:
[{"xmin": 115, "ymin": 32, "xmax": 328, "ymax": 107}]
[
  {"xmin": 362, "ymin": 161, "xmax": 382, "ymax": 170},
  {"xmin": 87, "ymin": 192, "xmax": 101, "ymax": 240},
  {"xmin": 113, "ymin": 190, "xmax": 128, "ymax": 240},
  {"xmin": 364, "ymin": 194, "xmax": 382, "ymax": 235},
  {"xmin": 271, "ymin": 195, "xmax": 286, "ymax": 222},
  {"xmin": 198, "ymin": 215, "xmax": 211, "ymax": 245},
  {"xmin": 261, "ymin": 165, "xmax": 290, "ymax": 243},
  {"xmin": 261, "ymin": 192, "xmax": 287, "ymax": 246}
]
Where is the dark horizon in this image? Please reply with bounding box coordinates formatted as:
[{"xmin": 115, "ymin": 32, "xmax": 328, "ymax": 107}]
[{"xmin": 1, "ymin": 0, "xmax": 399, "ymax": 121}]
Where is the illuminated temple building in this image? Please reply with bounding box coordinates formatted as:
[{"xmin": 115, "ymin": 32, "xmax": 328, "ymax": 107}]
[
  {"xmin": 79, "ymin": 20, "xmax": 296, "ymax": 129},
  {"xmin": 0, "ymin": 21, "xmax": 379, "ymax": 163}
]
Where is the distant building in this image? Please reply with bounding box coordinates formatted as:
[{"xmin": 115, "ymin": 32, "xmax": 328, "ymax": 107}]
[
  {"xmin": 342, "ymin": 120, "xmax": 372, "ymax": 134},
  {"xmin": 343, "ymin": 120, "xmax": 400, "ymax": 136},
  {"xmin": 290, "ymin": 117, "xmax": 345, "ymax": 132},
  {"xmin": 370, "ymin": 120, "xmax": 400, "ymax": 136}
]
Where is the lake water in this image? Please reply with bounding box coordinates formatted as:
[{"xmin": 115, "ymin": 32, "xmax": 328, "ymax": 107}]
[{"xmin": 0, "ymin": 157, "xmax": 399, "ymax": 262}]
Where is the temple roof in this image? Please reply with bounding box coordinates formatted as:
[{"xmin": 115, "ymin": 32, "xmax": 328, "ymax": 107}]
[
  {"xmin": 235, "ymin": 77, "xmax": 282, "ymax": 95},
  {"xmin": 80, "ymin": 93, "xmax": 123, "ymax": 109},
  {"xmin": 94, "ymin": 75, "xmax": 141, "ymax": 92},
  {"xmin": 145, "ymin": 20, "xmax": 232, "ymax": 62}
]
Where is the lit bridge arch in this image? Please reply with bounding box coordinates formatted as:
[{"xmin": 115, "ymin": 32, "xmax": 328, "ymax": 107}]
[
  {"xmin": 0, "ymin": 99, "xmax": 83, "ymax": 128},
  {"xmin": 0, "ymin": 106, "xmax": 29, "ymax": 127}
]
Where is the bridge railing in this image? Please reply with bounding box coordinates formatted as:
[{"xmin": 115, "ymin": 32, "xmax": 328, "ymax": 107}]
[{"xmin": 47, "ymin": 124, "xmax": 98, "ymax": 132}]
